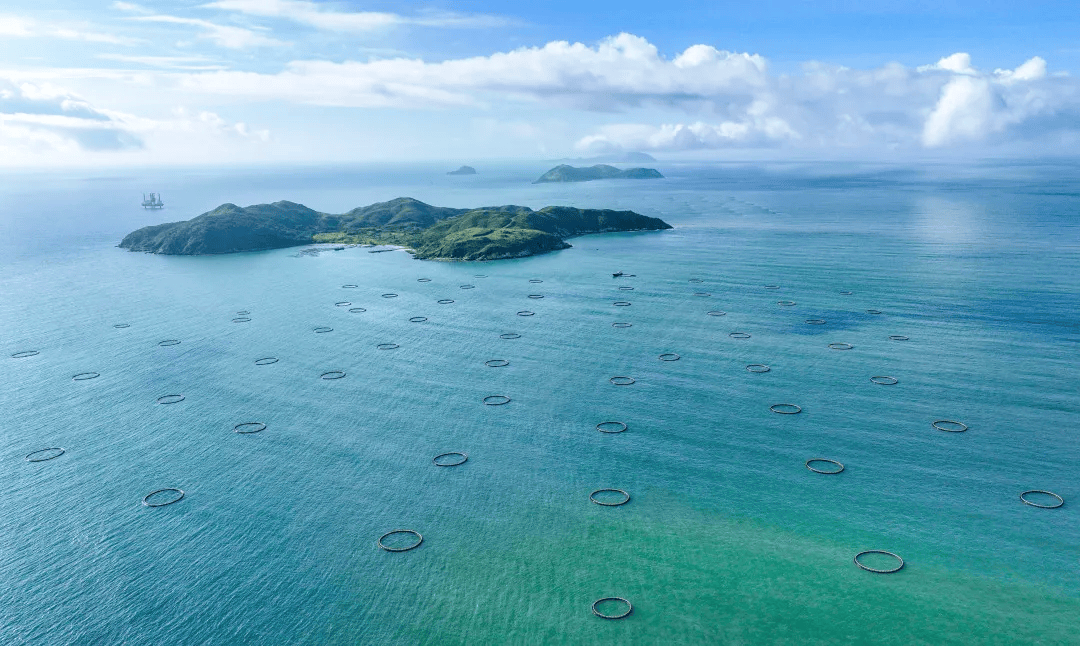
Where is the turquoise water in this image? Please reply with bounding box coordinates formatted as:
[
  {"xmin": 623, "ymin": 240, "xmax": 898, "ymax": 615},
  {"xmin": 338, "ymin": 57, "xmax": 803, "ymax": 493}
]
[{"xmin": 1, "ymin": 162, "xmax": 1078, "ymax": 644}]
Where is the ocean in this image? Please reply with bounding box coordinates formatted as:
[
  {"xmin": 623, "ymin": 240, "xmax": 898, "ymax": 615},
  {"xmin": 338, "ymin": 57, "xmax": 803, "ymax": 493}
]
[{"xmin": 1, "ymin": 160, "xmax": 1077, "ymax": 644}]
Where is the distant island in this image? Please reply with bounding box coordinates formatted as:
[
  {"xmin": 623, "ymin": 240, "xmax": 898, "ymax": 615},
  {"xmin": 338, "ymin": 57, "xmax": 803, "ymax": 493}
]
[
  {"xmin": 447, "ymin": 165, "xmax": 477, "ymax": 175},
  {"xmin": 118, "ymin": 197, "xmax": 671, "ymax": 261},
  {"xmin": 533, "ymin": 164, "xmax": 663, "ymax": 184}
]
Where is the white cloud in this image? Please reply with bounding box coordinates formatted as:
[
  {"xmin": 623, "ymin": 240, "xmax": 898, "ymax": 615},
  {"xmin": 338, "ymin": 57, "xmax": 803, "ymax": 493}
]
[
  {"xmin": 919, "ymin": 52, "xmax": 976, "ymax": 75},
  {"xmin": 0, "ymin": 80, "xmax": 142, "ymax": 151},
  {"xmin": 97, "ymin": 54, "xmax": 226, "ymax": 71},
  {"xmin": 0, "ymin": 15, "xmax": 138, "ymax": 44},
  {"xmin": 129, "ymin": 15, "xmax": 287, "ymax": 49},
  {"xmin": 201, "ymin": 0, "xmax": 512, "ymax": 32},
  {"xmin": 111, "ymin": 1, "xmax": 150, "ymax": 13}
]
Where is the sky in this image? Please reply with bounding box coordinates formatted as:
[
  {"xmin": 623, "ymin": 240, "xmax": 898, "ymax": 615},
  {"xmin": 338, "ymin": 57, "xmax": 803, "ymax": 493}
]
[{"xmin": 1, "ymin": 0, "xmax": 1078, "ymax": 166}]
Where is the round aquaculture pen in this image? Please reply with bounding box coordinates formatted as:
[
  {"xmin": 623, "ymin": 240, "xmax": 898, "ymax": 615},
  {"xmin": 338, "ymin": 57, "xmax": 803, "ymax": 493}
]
[
  {"xmin": 729, "ymin": 332, "xmax": 751, "ymax": 339},
  {"xmin": 609, "ymin": 376, "xmax": 635, "ymax": 386},
  {"xmin": 1019, "ymin": 490, "xmax": 1064, "ymax": 509},
  {"xmin": 805, "ymin": 319, "xmax": 826, "ymax": 325},
  {"xmin": 806, "ymin": 458, "xmax": 844, "ymax": 474},
  {"xmin": 889, "ymin": 335, "xmax": 910, "ymax": 341},
  {"xmin": 611, "ymin": 322, "xmax": 633, "ymax": 328},
  {"xmin": 932, "ymin": 420, "xmax": 968, "ymax": 433},
  {"xmin": 746, "ymin": 364, "xmax": 770, "ymax": 373},
  {"xmin": 157, "ymin": 394, "xmax": 185, "ymax": 405},
  {"xmin": 409, "ymin": 317, "xmax": 428, "ymax": 323},
  {"xmin": 255, "ymin": 357, "xmax": 279, "ymax": 365},
  {"xmin": 25, "ymin": 447, "xmax": 65, "ymax": 462},
  {"xmin": 658, "ymin": 353, "xmax": 680, "ymax": 361},
  {"xmin": 870, "ymin": 376, "xmax": 898, "ymax": 385},
  {"xmin": 313, "ymin": 327, "xmax": 333, "ymax": 333},
  {"xmin": 483, "ymin": 395, "xmax": 511, "ymax": 406},
  {"xmin": 828, "ymin": 342, "xmax": 854, "ymax": 350},
  {"xmin": 596, "ymin": 421, "xmax": 627, "ymax": 434},
  {"xmin": 377, "ymin": 343, "xmax": 400, "ymax": 350},
  {"xmin": 335, "ymin": 302, "xmax": 351, "ymax": 307},
  {"xmin": 349, "ymin": 307, "xmax": 367, "ymax": 313},
  {"xmin": 528, "ymin": 295, "xmax": 544, "ymax": 299},
  {"xmin": 592, "ymin": 598, "xmax": 633, "ymax": 620},
  {"xmin": 158, "ymin": 340, "xmax": 181, "ymax": 347},
  {"xmin": 853, "ymin": 550, "xmax": 904, "ymax": 573},
  {"xmin": 500, "ymin": 333, "xmax": 521, "ymax": 339},
  {"xmin": 113, "ymin": 324, "xmax": 130, "ymax": 329},
  {"xmin": 378, "ymin": 529, "xmax": 423, "ymax": 552},
  {"xmin": 433, "ymin": 452, "xmax": 468, "ymax": 467},
  {"xmin": 438, "ymin": 299, "xmax": 455, "ymax": 304},
  {"xmin": 321, "ymin": 371, "xmax": 346, "ymax": 380},
  {"xmin": 517, "ymin": 311, "xmax": 535, "ymax": 316},
  {"xmin": 234, "ymin": 422, "xmax": 267, "ymax": 434},
  {"xmin": 777, "ymin": 300, "xmax": 796, "ymax": 306},
  {"xmin": 142, "ymin": 488, "xmax": 185, "ymax": 507},
  {"xmin": 485, "ymin": 359, "xmax": 509, "ymax": 367},
  {"xmin": 770, "ymin": 403, "xmax": 802, "ymax": 415},
  {"xmin": 232, "ymin": 317, "xmax": 251, "ymax": 323},
  {"xmin": 707, "ymin": 311, "xmax": 726, "ymax": 316},
  {"xmin": 382, "ymin": 293, "xmax": 398, "ymax": 298},
  {"xmin": 613, "ymin": 301, "xmax": 631, "ymax": 307},
  {"xmin": 72, "ymin": 372, "xmax": 100, "ymax": 381}
]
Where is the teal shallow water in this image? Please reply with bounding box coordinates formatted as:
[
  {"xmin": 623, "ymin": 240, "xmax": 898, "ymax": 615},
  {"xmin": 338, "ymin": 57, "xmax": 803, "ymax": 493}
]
[{"xmin": 1, "ymin": 162, "xmax": 1078, "ymax": 644}]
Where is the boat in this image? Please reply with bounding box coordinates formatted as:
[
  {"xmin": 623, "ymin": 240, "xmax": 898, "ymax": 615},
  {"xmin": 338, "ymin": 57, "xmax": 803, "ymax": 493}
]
[
  {"xmin": 613, "ymin": 271, "xmax": 625, "ymax": 277},
  {"xmin": 142, "ymin": 193, "xmax": 164, "ymax": 209}
]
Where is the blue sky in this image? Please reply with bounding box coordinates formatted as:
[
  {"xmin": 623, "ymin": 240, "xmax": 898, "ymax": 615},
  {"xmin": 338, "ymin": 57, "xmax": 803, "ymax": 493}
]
[{"xmin": 1, "ymin": 0, "xmax": 1078, "ymax": 165}]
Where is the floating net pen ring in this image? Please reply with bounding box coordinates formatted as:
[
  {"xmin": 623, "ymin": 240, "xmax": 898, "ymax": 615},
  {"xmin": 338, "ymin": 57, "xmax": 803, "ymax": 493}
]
[
  {"xmin": 590, "ymin": 488, "xmax": 630, "ymax": 506},
  {"xmin": 500, "ymin": 333, "xmax": 521, "ymax": 339},
  {"xmin": 746, "ymin": 364, "xmax": 770, "ymax": 373},
  {"xmin": 528, "ymin": 294, "xmax": 544, "ymax": 299},
  {"xmin": 342, "ymin": 284, "xmax": 358, "ymax": 288},
  {"xmin": 707, "ymin": 311, "xmax": 726, "ymax": 316},
  {"xmin": 764, "ymin": 285, "xmax": 780, "ymax": 290},
  {"xmin": 237, "ymin": 310, "xmax": 250, "ymax": 315},
  {"xmin": 729, "ymin": 332, "xmax": 751, "ymax": 339},
  {"xmin": 889, "ymin": 335, "xmax": 909, "ymax": 341},
  {"xmin": 932, "ymin": 420, "xmax": 968, "ymax": 433},
  {"xmin": 321, "ymin": 371, "xmax": 346, "ymax": 380},
  {"xmin": 806, "ymin": 458, "xmax": 844, "ymax": 474},
  {"xmin": 805, "ymin": 319, "xmax": 826, "ymax": 325},
  {"xmin": 596, "ymin": 421, "xmax": 627, "ymax": 434},
  {"xmin": 866, "ymin": 309, "xmax": 882, "ymax": 314},
  {"xmin": 335, "ymin": 301, "xmax": 351, "ymax": 307},
  {"xmin": 517, "ymin": 311, "xmax": 535, "ymax": 316},
  {"xmin": 770, "ymin": 403, "xmax": 802, "ymax": 414},
  {"xmin": 839, "ymin": 290, "xmax": 853, "ymax": 295},
  {"xmin": 1020, "ymin": 490, "xmax": 1064, "ymax": 509},
  {"xmin": 313, "ymin": 327, "xmax": 333, "ymax": 333},
  {"xmin": 377, "ymin": 343, "xmax": 399, "ymax": 350},
  {"xmin": 433, "ymin": 452, "xmax": 468, "ymax": 467},
  {"xmin": 485, "ymin": 359, "xmax": 509, "ymax": 367},
  {"xmin": 474, "ymin": 275, "xmax": 487, "ymax": 278},
  {"xmin": 613, "ymin": 301, "xmax": 632, "ymax": 307},
  {"xmin": 349, "ymin": 307, "xmax": 367, "ymax": 313},
  {"xmin": 609, "ymin": 376, "xmax": 635, "ymax": 386},
  {"xmin": 142, "ymin": 488, "xmax": 185, "ymax": 507},
  {"xmin": 612, "ymin": 322, "xmax": 633, "ymax": 328},
  {"xmin": 438, "ymin": 299, "xmax": 455, "ymax": 304},
  {"xmin": 255, "ymin": 357, "xmax": 278, "ymax": 365},
  {"xmin": 591, "ymin": 598, "xmax": 632, "ymax": 620},
  {"xmin": 382, "ymin": 293, "xmax": 398, "ymax": 298},
  {"xmin": 483, "ymin": 395, "xmax": 511, "ymax": 406},
  {"xmin": 828, "ymin": 342, "xmax": 854, "ymax": 350},
  {"xmin": 417, "ymin": 278, "xmax": 431, "ymax": 282},
  {"xmin": 232, "ymin": 317, "xmax": 251, "ymax": 323},
  {"xmin": 25, "ymin": 447, "xmax": 65, "ymax": 462},
  {"xmin": 12, "ymin": 350, "xmax": 40, "ymax": 358},
  {"xmin": 529, "ymin": 279, "xmax": 543, "ymax": 283},
  {"xmin": 689, "ymin": 278, "xmax": 704, "ymax": 283},
  {"xmin": 158, "ymin": 339, "xmax": 181, "ymax": 346},
  {"xmin": 777, "ymin": 300, "xmax": 796, "ymax": 306},
  {"xmin": 694, "ymin": 292, "xmax": 711, "ymax": 297},
  {"xmin": 619, "ymin": 286, "xmax": 634, "ymax": 291},
  {"xmin": 157, "ymin": 394, "xmax": 185, "ymax": 404},
  {"xmin": 378, "ymin": 529, "xmax": 423, "ymax": 552},
  {"xmin": 854, "ymin": 550, "xmax": 904, "ymax": 573},
  {"xmin": 113, "ymin": 323, "xmax": 130, "ymax": 329},
  {"xmin": 870, "ymin": 376, "xmax": 898, "ymax": 385},
  {"xmin": 658, "ymin": 353, "xmax": 680, "ymax": 361},
  {"xmin": 72, "ymin": 372, "xmax": 100, "ymax": 381},
  {"xmin": 234, "ymin": 422, "xmax": 267, "ymax": 434},
  {"xmin": 409, "ymin": 316, "xmax": 428, "ymax": 323},
  {"xmin": 459, "ymin": 284, "xmax": 475, "ymax": 290}
]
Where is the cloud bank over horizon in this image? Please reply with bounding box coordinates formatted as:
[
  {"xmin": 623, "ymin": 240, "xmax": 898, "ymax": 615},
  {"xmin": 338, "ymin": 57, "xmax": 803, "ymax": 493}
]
[{"xmin": 1, "ymin": 20, "xmax": 1077, "ymax": 165}]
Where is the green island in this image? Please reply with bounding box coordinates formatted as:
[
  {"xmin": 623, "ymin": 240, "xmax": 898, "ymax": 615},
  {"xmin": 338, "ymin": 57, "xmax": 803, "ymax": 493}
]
[
  {"xmin": 533, "ymin": 164, "xmax": 664, "ymax": 183},
  {"xmin": 118, "ymin": 197, "xmax": 672, "ymax": 260}
]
